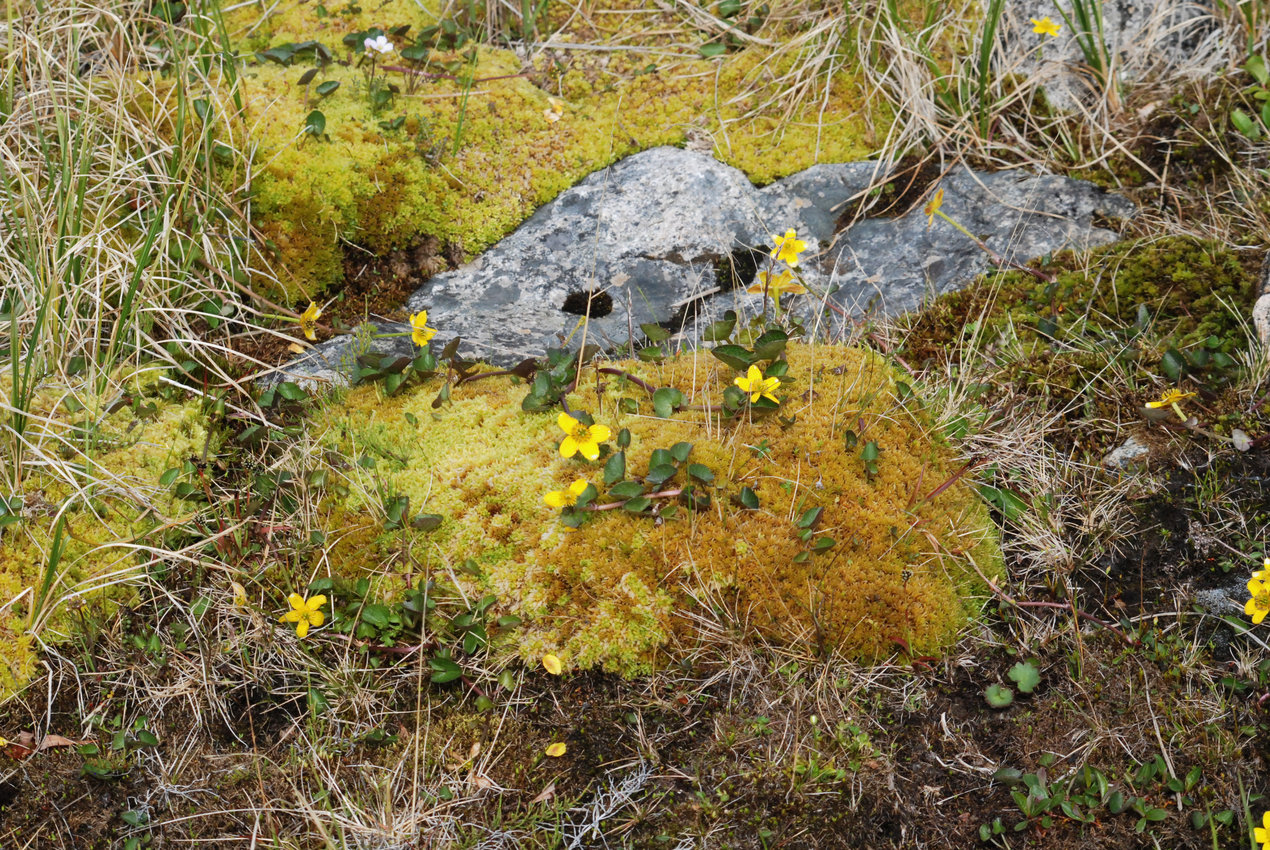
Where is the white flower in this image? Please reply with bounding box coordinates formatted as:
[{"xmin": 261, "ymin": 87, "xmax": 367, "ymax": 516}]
[{"xmin": 364, "ymin": 35, "xmax": 393, "ymax": 54}]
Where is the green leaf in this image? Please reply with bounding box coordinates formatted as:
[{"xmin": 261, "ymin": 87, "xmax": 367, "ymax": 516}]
[
  {"xmin": 307, "ymin": 688, "xmax": 330, "ymax": 714},
  {"xmin": 362, "ymin": 603, "xmax": 392, "ymax": 628},
  {"xmin": 603, "ymin": 451, "xmax": 626, "ymax": 485},
  {"xmin": 698, "ymin": 42, "xmax": 727, "ymax": 58},
  {"xmin": 411, "ymin": 513, "xmax": 443, "ymax": 531},
  {"xmin": 653, "ymin": 387, "xmax": 683, "ymax": 418},
  {"xmin": 304, "ymin": 109, "xmax": 326, "ymax": 135},
  {"xmin": 860, "ymin": 441, "xmax": 880, "ymax": 462},
  {"xmin": 316, "ymin": 80, "xmax": 340, "ymax": 96},
  {"xmin": 797, "ymin": 506, "xmax": 822, "ymax": 528},
  {"xmin": 384, "ymin": 372, "xmax": 406, "ymax": 394},
  {"xmin": 670, "ymin": 441, "xmax": 693, "ymax": 462},
  {"xmin": 687, "ymin": 463, "xmax": 714, "ymax": 484},
  {"xmin": 984, "ymin": 684, "xmax": 1014, "ymax": 708},
  {"xmin": 1247, "ymin": 54, "xmax": 1269, "ymax": 85},
  {"xmin": 608, "ymin": 480, "xmax": 646, "ymax": 499},
  {"xmin": 1161, "ymin": 348, "xmax": 1186, "ymax": 381},
  {"xmin": 617, "ymin": 427, "xmax": 631, "ymax": 449},
  {"xmin": 1006, "ymin": 660, "xmax": 1040, "ymax": 694},
  {"xmin": 649, "ymin": 448, "xmax": 673, "ymax": 468},
  {"xmin": 646, "ymin": 463, "xmax": 678, "ymax": 486},
  {"xmin": 751, "ymin": 329, "xmax": 789, "ymax": 361},
  {"xmin": 429, "ymin": 656, "xmax": 463, "ymax": 683},
  {"xmin": 623, "ymin": 496, "xmax": 652, "ymax": 513},
  {"xmin": 811, "ymin": 536, "xmax": 835, "ymax": 553},
  {"xmin": 1233, "ymin": 107, "xmax": 1261, "ymax": 138},
  {"xmin": 978, "ymin": 485, "xmax": 1029, "ymax": 522},
  {"xmin": 277, "ymin": 381, "xmax": 307, "ymax": 401},
  {"xmin": 134, "ymin": 729, "xmax": 159, "ymax": 747},
  {"xmin": 736, "ymin": 486, "xmax": 759, "ymax": 509},
  {"xmin": 702, "ymin": 312, "xmax": 736, "ymax": 342},
  {"xmin": 639, "ymin": 322, "xmax": 672, "ymax": 343},
  {"xmin": 711, "ymin": 344, "xmax": 753, "ymax": 371}
]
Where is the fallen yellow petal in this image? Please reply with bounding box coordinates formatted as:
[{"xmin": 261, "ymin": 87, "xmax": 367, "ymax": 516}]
[
  {"xmin": 542, "ymin": 654, "xmax": 563, "ymax": 675},
  {"xmin": 545, "ymin": 742, "xmax": 567, "ymax": 757}
]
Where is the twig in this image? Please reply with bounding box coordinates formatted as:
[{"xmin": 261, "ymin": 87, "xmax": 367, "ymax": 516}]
[
  {"xmin": 596, "ymin": 367, "xmax": 657, "ymax": 395},
  {"xmin": 967, "ymin": 557, "xmax": 1138, "ymax": 647},
  {"xmin": 583, "ymin": 487, "xmax": 683, "ymax": 511}
]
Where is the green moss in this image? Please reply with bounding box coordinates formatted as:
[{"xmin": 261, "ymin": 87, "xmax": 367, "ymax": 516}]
[
  {"xmin": 217, "ymin": 1, "xmax": 885, "ymax": 300},
  {"xmin": 900, "ymin": 235, "xmax": 1264, "ymax": 451},
  {"xmin": 0, "ymin": 393, "xmax": 214, "ymax": 699},
  {"xmin": 312, "ymin": 343, "xmax": 1001, "ymax": 676}
]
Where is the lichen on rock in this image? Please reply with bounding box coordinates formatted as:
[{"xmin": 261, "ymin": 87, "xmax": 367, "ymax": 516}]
[{"xmin": 313, "ymin": 342, "xmax": 1001, "ymax": 675}]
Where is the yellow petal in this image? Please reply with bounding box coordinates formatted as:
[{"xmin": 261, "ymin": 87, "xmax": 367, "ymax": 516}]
[
  {"xmin": 545, "ymin": 742, "xmax": 567, "ymax": 757},
  {"xmin": 283, "ymin": 609, "xmax": 303, "ymax": 623},
  {"xmin": 287, "ymin": 593, "xmax": 306, "ymax": 610},
  {"xmin": 230, "ymin": 581, "xmax": 247, "ymax": 608},
  {"xmin": 567, "ymin": 479, "xmax": 590, "ymax": 496},
  {"xmin": 544, "ymin": 490, "xmax": 568, "ymax": 508},
  {"xmin": 579, "ymin": 440, "xmax": 600, "ymax": 461},
  {"xmin": 559, "ymin": 436, "xmax": 579, "ymax": 458},
  {"xmin": 309, "ymin": 594, "xmax": 327, "ymax": 610},
  {"xmin": 295, "ymin": 619, "xmax": 310, "ymax": 638},
  {"xmin": 308, "ymin": 610, "xmax": 325, "ymax": 628},
  {"xmin": 587, "ymin": 424, "xmax": 611, "ymax": 444},
  {"xmin": 542, "ymin": 654, "xmax": 563, "ymax": 675},
  {"xmin": 557, "ymin": 412, "xmax": 579, "ymax": 434}
]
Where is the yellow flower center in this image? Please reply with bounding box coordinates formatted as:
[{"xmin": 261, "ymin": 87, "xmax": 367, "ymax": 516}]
[{"xmin": 1256, "ymin": 590, "xmax": 1270, "ymax": 609}]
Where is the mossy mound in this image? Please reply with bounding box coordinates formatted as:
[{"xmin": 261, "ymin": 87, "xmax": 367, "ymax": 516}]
[
  {"xmin": 0, "ymin": 392, "xmax": 213, "ymax": 698},
  {"xmin": 314, "ymin": 343, "xmax": 1001, "ymax": 674},
  {"xmin": 220, "ymin": 3, "xmax": 884, "ymax": 300},
  {"xmin": 900, "ymin": 236, "xmax": 1264, "ymax": 442}
]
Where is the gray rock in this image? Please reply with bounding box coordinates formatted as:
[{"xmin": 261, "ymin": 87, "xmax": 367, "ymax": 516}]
[
  {"xmin": 1001, "ymin": 0, "xmax": 1228, "ymax": 111},
  {"xmin": 402, "ymin": 147, "xmax": 878, "ymax": 366},
  {"xmin": 267, "ymin": 148, "xmax": 1133, "ymax": 384},
  {"xmin": 821, "ymin": 166, "xmax": 1133, "ymax": 319},
  {"xmin": 1103, "ymin": 435, "xmax": 1151, "ymax": 470},
  {"xmin": 1254, "ymin": 253, "xmax": 1270, "ymax": 347}
]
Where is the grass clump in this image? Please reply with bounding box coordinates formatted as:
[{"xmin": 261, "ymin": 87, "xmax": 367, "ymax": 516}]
[{"xmin": 314, "ymin": 342, "xmax": 1000, "ymax": 675}]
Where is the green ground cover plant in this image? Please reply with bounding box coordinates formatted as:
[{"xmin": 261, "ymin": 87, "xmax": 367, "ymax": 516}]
[{"xmin": 0, "ymin": 0, "xmax": 1268, "ymax": 847}]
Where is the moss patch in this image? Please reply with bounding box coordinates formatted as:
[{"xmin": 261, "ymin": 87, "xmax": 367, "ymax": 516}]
[
  {"xmin": 0, "ymin": 393, "xmax": 213, "ymax": 699},
  {"xmin": 312, "ymin": 343, "xmax": 1000, "ymax": 675},
  {"xmin": 219, "ymin": 3, "xmax": 885, "ymax": 300},
  {"xmin": 900, "ymin": 235, "xmax": 1265, "ymax": 453}
]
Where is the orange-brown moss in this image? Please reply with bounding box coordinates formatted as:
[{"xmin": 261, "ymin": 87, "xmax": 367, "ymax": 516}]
[{"xmin": 316, "ymin": 343, "xmax": 1000, "ymax": 675}]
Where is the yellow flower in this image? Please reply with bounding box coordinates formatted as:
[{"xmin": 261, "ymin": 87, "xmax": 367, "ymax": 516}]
[
  {"xmin": 1247, "ymin": 579, "xmax": 1270, "ymax": 625},
  {"xmin": 409, "ymin": 310, "xmax": 436, "ymax": 347},
  {"xmin": 280, "ymin": 592, "xmax": 327, "ymax": 638},
  {"xmin": 544, "ymin": 479, "xmax": 589, "ymax": 509},
  {"xmin": 1256, "ymin": 811, "xmax": 1270, "ymax": 848},
  {"xmin": 1145, "ymin": 388, "xmax": 1196, "ymax": 422},
  {"xmin": 544, "ymin": 98, "xmax": 564, "ymax": 123},
  {"xmin": 557, "ymin": 413, "xmax": 611, "ymax": 461},
  {"xmin": 1031, "ymin": 16, "xmax": 1061, "ymax": 37},
  {"xmin": 542, "ymin": 654, "xmax": 563, "ymax": 675},
  {"xmin": 747, "ymin": 269, "xmax": 807, "ymax": 301},
  {"xmin": 923, "ymin": 188, "xmax": 944, "ymax": 228},
  {"xmin": 1145, "ymin": 388, "xmax": 1196, "ymax": 408},
  {"xmin": 545, "ymin": 742, "xmax": 567, "ymax": 757},
  {"xmin": 734, "ymin": 365, "xmax": 780, "ymax": 404},
  {"xmin": 230, "ymin": 581, "xmax": 248, "ymax": 609},
  {"xmin": 299, "ymin": 302, "xmax": 322, "ymax": 341},
  {"xmin": 1254, "ymin": 557, "xmax": 1270, "ymax": 583},
  {"xmin": 769, "ymin": 229, "xmax": 807, "ymax": 267}
]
